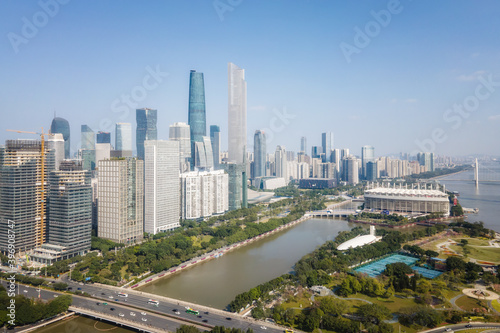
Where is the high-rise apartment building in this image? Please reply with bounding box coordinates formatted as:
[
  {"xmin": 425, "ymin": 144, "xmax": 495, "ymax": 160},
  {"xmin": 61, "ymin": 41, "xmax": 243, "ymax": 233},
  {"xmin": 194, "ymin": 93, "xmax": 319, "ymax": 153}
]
[
  {"xmin": 188, "ymin": 70, "xmax": 207, "ymax": 167},
  {"xmin": 228, "ymin": 63, "xmax": 247, "ymax": 164},
  {"xmin": 51, "ymin": 117, "xmax": 71, "ymax": 159},
  {"xmin": 417, "ymin": 152, "xmax": 435, "ymax": 172},
  {"xmin": 96, "ymin": 131, "xmax": 111, "ymax": 144},
  {"xmin": 136, "ymin": 108, "xmax": 157, "ymax": 160},
  {"xmin": 47, "ymin": 133, "xmax": 65, "ymax": 171},
  {"xmin": 169, "ymin": 122, "xmax": 191, "ymax": 172},
  {"xmin": 343, "ymin": 155, "xmax": 359, "ymax": 185},
  {"xmin": 0, "ymin": 140, "xmax": 53, "ymax": 253},
  {"xmin": 47, "ymin": 160, "xmax": 91, "ymax": 259},
  {"xmin": 81, "ymin": 125, "xmax": 95, "ymax": 150},
  {"xmin": 311, "ymin": 146, "xmax": 321, "ymax": 159},
  {"xmin": 210, "ymin": 125, "xmax": 221, "ymax": 170},
  {"xmin": 144, "ymin": 140, "xmax": 180, "ymax": 235},
  {"xmin": 361, "ymin": 145, "xmax": 375, "ymax": 179},
  {"xmin": 253, "ymin": 130, "xmax": 266, "ymax": 178},
  {"xmin": 115, "ymin": 123, "xmax": 132, "ymax": 154},
  {"xmin": 321, "ymin": 132, "xmax": 334, "ymax": 162},
  {"xmin": 275, "ymin": 145, "xmax": 288, "ymax": 182},
  {"xmin": 366, "ymin": 161, "xmax": 378, "ymax": 181},
  {"xmin": 300, "ymin": 136, "xmax": 307, "ymax": 154},
  {"xmin": 98, "ymin": 158, "xmax": 143, "ymax": 244}
]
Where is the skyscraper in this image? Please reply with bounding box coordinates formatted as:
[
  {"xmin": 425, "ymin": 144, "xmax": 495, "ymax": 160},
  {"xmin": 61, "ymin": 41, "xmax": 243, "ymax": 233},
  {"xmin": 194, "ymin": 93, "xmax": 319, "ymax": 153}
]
[
  {"xmin": 47, "ymin": 133, "xmax": 65, "ymax": 171},
  {"xmin": 96, "ymin": 131, "xmax": 111, "ymax": 144},
  {"xmin": 254, "ymin": 130, "xmax": 266, "ymax": 178},
  {"xmin": 188, "ymin": 70, "xmax": 207, "ymax": 168},
  {"xmin": 98, "ymin": 158, "xmax": 143, "ymax": 244},
  {"xmin": 210, "ymin": 125, "xmax": 221, "ymax": 170},
  {"xmin": 228, "ymin": 62, "xmax": 247, "ymax": 164},
  {"xmin": 136, "ymin": 108, "xmax": 157, "ymax": 160},
  {"xmin": 361, "ymin": 145, "xmax": 375, "ymax": 179},
  {"xmin": 417, "ymin": 152, "xmax": 435, "ymax": 172},
  {"xmin": 0, "ymin": 140, "xmax": 52, "ymax": 253},
  {"xmin": 311, "ymin": 146, "xmax": 321, "ymax": 159},
  {"xmin": 115, "ymin": 123, "xmax": 132, "ymax": 153},
  {"xmin": 144, "ymin": 140, "xmax": 180, "ymax": 234},
  {"xmin": 275, "ymin": 145, "xmax": 288, "ymax": 182},
  {"xmin": 81, "ymin": 125, "xmax": 95, "ymax": 150},
  {"xmin": 50, "ymin": 116, "xmax": 70, "ymax": 159},
  {"xmin": 321, "ymin": 132, "xmax": 334, "ymax": 163},
  {"xmin": 343, "ymin": 155, "xmax": 359, "ymax": 185},
  {"xmin": 300, "ymin": 136, "xmax": 307, "ymax": 154},
  {"xmin": 169, "ymin": 122, "xmax": 191, "ymax": 172},
  {"xmin": 194, "ymin": 137, "xmax": 214, "ymax": 170},
  {"xmin": 47, "ymin": 160, "xmax": 91, "ymax": 259}
]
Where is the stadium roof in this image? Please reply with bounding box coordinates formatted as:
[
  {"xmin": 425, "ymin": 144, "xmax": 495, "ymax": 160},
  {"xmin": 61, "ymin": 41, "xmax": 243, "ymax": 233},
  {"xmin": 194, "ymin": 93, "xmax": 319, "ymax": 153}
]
[
  {"xmin": 337, "ymin": 234, "xmax": 380, "ymax": 251},
  {"xmin": 364, "ymin": 188, "xmax": 448, "ymax": 201}
]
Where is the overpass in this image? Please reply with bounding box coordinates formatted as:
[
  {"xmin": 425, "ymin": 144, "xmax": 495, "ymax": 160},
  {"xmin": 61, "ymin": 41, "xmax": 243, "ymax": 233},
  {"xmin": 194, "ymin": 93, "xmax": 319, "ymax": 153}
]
[{"xmin": 307, "ymin": 210, "xmax": 358, "ymax": 218}]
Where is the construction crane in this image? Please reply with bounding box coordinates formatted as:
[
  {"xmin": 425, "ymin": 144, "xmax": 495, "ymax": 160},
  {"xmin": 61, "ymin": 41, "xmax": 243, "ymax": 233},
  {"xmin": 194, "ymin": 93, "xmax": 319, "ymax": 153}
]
[{"xmin": 6, "ymin": 128, "xmax": 54, "ymax": 246}]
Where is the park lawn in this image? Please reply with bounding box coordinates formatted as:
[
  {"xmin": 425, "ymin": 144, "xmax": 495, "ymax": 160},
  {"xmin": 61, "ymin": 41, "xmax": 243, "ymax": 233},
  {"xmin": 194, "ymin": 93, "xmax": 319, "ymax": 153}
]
[
  {"xmin": 120, "ymin": 265, "xmax": 128, "ymax": 279},
  {"xmin": 492, "ymin": 299, "xmax": 500, "ymax": 312},
  {"xmin": 281, "ymin": 295, "xmax": 314, "ymax": 310},
  {"xmin": 441, "ymin": 288, "xmax": 463, "ymax": 301},
  {"xmin": 347, "ymin": 293, "xmax": 418, "ymax": 313},
  {"xmin": 389, "ymin": 323, "xmax": 418, "ymax": 333},
  {"xmin": 465, "ymin": 246, "xmax": 500, "ymax": 263},
  {"xmin": 455, "ymin": 295, "xmax": 487, "ymax": 312},
  {"xmin": 455, "ymin": 237, "xmax": 490, "ymax": 246}
]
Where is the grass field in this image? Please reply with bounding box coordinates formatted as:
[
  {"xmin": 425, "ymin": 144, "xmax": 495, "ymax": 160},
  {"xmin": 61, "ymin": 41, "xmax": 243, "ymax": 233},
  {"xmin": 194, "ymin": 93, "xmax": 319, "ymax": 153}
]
[
  {"xmin": 455, "ymin": 295, "xmax": 488, "ymax": 312},
  {"xmin": 450, "ymin": 244, "xmax": 500, "ymax": 263},
  {"xmin": 492, "ymin": 299, "xmax": 500, "ymax": 312}
]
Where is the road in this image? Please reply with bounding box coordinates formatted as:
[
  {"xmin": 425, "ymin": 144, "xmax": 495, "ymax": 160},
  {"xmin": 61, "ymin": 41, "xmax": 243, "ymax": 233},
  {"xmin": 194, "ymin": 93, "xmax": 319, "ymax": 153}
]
[
  {"xmin": 1, "ymin": 279, "xmax": 282, "ymax": 333},
  {"xmin": 421, "ymin": 322, "xmax": 500, "ymax": 332}
]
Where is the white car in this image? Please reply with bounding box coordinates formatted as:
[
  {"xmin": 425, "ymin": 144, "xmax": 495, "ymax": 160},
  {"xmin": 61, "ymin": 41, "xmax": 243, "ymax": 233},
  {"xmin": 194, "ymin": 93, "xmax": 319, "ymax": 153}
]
[
  {"xmin": 260, "ymin": 327, "xmax": 267, "ymax": 330},
  {"xmin": 23, "ymin": 290, "xmax": 28, "ymax": 293},
  {"xmin": 140, "ymin": 312, "xmax": 147, "ymax": 316},
  {"xmin": 175, "ymin": 311, "xmax": 180, "ymax": 315},
  {"xmin": 141, "ymin": 318, "xmax": 147, "ymax": 322},
  {"xmin": 130, "ymin": 312, "xmax": 136, "ymax": 317},
  {"xmin": 109, "ymin": 296, "xmax": 113, "ymax": 299},
  {"xmin": 119, "ymin": 313, "xmax": 124, "ymax": 317}
]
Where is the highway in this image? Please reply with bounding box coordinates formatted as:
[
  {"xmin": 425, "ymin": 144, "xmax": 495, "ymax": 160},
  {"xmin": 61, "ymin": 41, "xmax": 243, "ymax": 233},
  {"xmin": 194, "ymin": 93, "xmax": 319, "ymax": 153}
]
[{"xmin": 1, "ymin": 279, "xmax": 283, "ymax": 333}]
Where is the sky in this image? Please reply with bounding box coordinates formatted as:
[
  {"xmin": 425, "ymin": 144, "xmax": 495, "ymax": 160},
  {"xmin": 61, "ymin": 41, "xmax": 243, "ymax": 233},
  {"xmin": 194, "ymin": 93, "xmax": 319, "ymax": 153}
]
[{"xmin": 1, "ymin": 0, "xmax": 500, "ymax": 158}]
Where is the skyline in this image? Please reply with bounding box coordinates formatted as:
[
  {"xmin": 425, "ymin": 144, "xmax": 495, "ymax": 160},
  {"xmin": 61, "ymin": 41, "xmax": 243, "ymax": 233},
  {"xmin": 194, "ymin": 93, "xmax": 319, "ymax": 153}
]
[{"xmin": 1, "ymin": 1, "xmax": 500, "ymax": 157}]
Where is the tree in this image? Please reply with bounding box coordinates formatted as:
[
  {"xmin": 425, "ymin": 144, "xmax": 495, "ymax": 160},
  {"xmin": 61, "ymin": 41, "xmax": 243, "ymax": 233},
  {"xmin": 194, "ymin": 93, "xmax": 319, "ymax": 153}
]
[
  {"xmin": 450, "ymin": 204, "xmax": 463, "ymax": 216},
  {"xmin": 319, "ymin": 296, "xmax": 348, "ymax": 316},
  {"xmin": 177, "ymin": 325, "xmax": 200, "ymax": 333},
  {"xmin": 52, "ymin": 282, "xmax": 68, "ymax": 291},
  {"xmin": 357, "ymin": 303, "xmax": 391, "ymax": 324},
  {"xmin": 446, "ymin": 256, "xmax": 466, "ymax": 271},
  {"xmin": 460, "ymin": 239, "xmax": 468, "ymax": 246}
]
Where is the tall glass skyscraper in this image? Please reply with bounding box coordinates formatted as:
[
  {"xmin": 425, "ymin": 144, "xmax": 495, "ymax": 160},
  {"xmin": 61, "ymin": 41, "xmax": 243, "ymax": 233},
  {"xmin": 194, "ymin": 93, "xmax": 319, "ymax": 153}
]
[
  {"xmin": 136, "ymin": 108, "xmax": 157, "ymax": 160},
  {"xmin": 50, "ymin": 117, "xmax": 70, "ymax": 158},
  {"xmin": 253, "ymin": 130, "xmax": 266, "ymax": 178},
  {"xmin": 210, "ymin": 125, "xmax": 220, "ymax": 170},
  {"xmin": 169, "ymin": 122, "xmax": 191, "ymax": 172},
  {"xmin": 228, "ymin": 63, "xmax": 247, "ymax": 164},
  {"xmin": 300, "ymin": 136, "xmax": 307, "ymax": 153},
  {"xmin": 81, "ymin": 125, "xmax": 94, "ymax": 150},
  {"xmin": 115, "ymin": 123, "xmax": 132, "ymax": 152},
  {"xmin": 361, "ymin": 145, "xmax": 375, "ymax": 179},
  {"xmin": 321, "ymin": 132, "xmax": 334, "ymax": 163},
  {"xmin": 188, "ymin": 70, "xmax": 206, "ymax": 167},
  {"xmin": 96, "ymin": 131, "xmax": 111, "ymax": 144}
]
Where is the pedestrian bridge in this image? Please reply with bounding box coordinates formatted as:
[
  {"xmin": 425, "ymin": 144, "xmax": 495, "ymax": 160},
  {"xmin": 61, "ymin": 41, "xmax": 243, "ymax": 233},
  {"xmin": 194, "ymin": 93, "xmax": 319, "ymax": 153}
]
[{"xmin": 307, "ymin": 210, "xmax": 358, "ymax": 218}]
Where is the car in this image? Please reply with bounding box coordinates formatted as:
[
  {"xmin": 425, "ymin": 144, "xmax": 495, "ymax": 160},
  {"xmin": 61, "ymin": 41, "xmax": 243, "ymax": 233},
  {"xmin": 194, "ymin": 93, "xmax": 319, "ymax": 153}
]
[
  {"xmin": 115, "ymin": 299, "xmax": 119, "ymax": 301},
  {"xmin": 77, "ymin": 288, "xmax": 81, "ymax": 290},
  {"xmin": 103, "ymin": 302, "xmax": 108, "ymax": 305},
  {"xmin": 101, "ymin": 292, "xmax": 105, "ymax": 295},
  {"xmin": 141, "ymin": 318, "xmax": 147, "ymax": 322},
  {"xmin": 226, "ymin": 317, "xmax": 232, "ymax": 321},
  {"xmin": 119, "ymin": 313, "xmax": 124, "ymax": 317},
  {"xmin": 109, "ymin": 296, "xmax": 113, "ymax": 299},
  {"xmin": 79, "ymin": 282, "xmax": 84, "ymax": 285},
  {"xmin": 197, "ymin": 315, "xmax": 202, "ymax": 318},
  {"xmin": 96, "ymin": 302, "xmax": 101, "ymax": 305},
  {"xmin": 465, "ymin": 325, "xmax": 472, "ymax": 328},
  {"xmin": 53, "ymin": 295, "xmax": 58, "ymax": 298},
  {"xmin": 202, "ymin": 319, "xmax": 208, "ymax": 323},
  {"xmin": 140, "ymin": 312, "xmax": 147, "ymax": 316},
  {"xmin": 172, "ymin": 309, "xmax": 178, "ymax": 312},
  {"xmin": 23, "ymin": 290, "xmax": 28, "ymax": 293},
  {"xmin": 68, "ymin": 287, "xmax": 72, "ymax": 290},
  {"xmin": 130, "ymin": 312, "xmax": 136, "ymax": 317},
  {"xmin": 175, "ymin": 311, "xmax": 180, "ymax": 315},
  {"xmin": 445, "ymin": 329, "xmax": 453, "ymax": 332},
  {"xmin": 204, "ymin": 311, "xmax": 209, "ymax": 315},
  {"xmin": 110, "ymin": 308, "xmax": 115, "ymax": 311},
  {"xmin": 260, "ymin": 327, "xmax": 267, "ymax": 330}
]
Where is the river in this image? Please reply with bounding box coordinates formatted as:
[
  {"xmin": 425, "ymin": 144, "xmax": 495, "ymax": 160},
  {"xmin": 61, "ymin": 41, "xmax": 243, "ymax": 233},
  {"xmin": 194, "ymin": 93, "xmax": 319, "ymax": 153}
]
[
  {"xmin": 437, "ymin": 161, "xmax": 500, "ymax": 233},
  {"xmin": 138, "ymin": 218, "xmax": 355, "ymax": 309}
]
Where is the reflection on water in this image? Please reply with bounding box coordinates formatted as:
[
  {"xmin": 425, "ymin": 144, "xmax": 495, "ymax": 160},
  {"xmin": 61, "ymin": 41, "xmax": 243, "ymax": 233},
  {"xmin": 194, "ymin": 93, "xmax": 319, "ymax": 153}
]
[{"xmin": 139, "ymin": 218, "xmax": 355, "ymax": 309}]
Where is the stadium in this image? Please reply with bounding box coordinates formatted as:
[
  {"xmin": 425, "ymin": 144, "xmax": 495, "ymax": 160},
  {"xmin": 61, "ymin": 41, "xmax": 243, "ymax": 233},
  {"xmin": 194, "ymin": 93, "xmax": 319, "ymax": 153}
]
[{"xmin": 337, "ymin": 226, "xmax": 382, "ymax": 251}]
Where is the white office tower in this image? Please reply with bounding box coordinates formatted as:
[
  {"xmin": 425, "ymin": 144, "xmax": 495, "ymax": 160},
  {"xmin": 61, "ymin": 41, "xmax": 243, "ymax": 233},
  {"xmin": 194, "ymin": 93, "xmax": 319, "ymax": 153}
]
[
  {"xmin": 95, "ymin": 143, "xmax": 111, "ymax": 166},
  {"xmin": 47, "ymin": 133, "xmax": 65, "ymax": 170},
  {"xmin": 180, "ymin": 170, "xmax": 228, "ymax": 219},
  {"xmin": 287, "ymin": 160, "xmax": 298, "ymax": 180},
  {"xmin": 144, "ymin": 140, "xmax": 180, "ymax": 234},
  {"xmin": 115, "ymin": 123, "xmax": 132, "ymax": 153},
  {"xmin": 169, "ymin": 122, "xmax": 191, "ymax": 172},
  {"xmin": 228, "ymin": 62, "xmax": 247, "ymax": 164},
  {"xmin": 194, "ymin": 136, "xmax": 214, "ymax": 170},
  {"xmin": 343, "ymin": 155, "xmax": 359, "ymax": 185},
  {"xmin": 98, "ymin": 158, "xmax": 143, "ymax": 244},
  {"xmin": 275, "ymin": 145, "xmax": 288, "ymax": 182},
  {"xmin": 297, "ymin": 162, "xmax": 310, "ymax": 179}
]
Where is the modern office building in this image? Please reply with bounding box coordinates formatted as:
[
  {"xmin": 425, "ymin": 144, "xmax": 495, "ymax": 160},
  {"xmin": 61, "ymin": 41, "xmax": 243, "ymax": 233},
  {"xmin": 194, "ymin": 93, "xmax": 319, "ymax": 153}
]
[
  {"xmin": 275, "ymin": 145, "xmax": 288, "ymax": 182},
  {"xmin": 210, "ymin": 125, "xmax": 221, "ymax": 170},
  {"xmin": 47, "ymin": 133, "xmax": 65, "ymax": 171},
  {"xmin": 299, "ymin": 178, "xmax": 335, "ymax": 189},
  {"xmin": 321, "ymin": 132, "xmax": 334, "ymax": 162},
  {"xmin": 169, "ymin": 122, "xmax": 191, "ymax": 172},
  {"xmin": 0, "ymin": 140, "xmax": 53, "ymax": 254},
  {"xmin": 45, "ymin": 160, "xmax": 91, "ymax": 259},
  {"xmin": 81, "ymin": 125, "xmax": 95, "ymax": 150},
  {"xmin": 136, "ymin": 108, "xmax": 157, "ymax": 160},
  {"xmin": 366, "ymin": 161, "xmax": 378, "ymax": 181},
  {"xmin": 194, "ymin": 136, "xmax": 214, "ymax": 170},
  {"xmin": 50, "ymin": 117, "xmax": 71, "ymax": 159},
  {"xmin": 417, "ymin": 152, "xmax": 435, "ymax": 172},
  {"xmin": 300, "ymin": 136, "xmax": 307, "ymax": 154},
  {"xmin": 225, "ymin": 162, "xmax": 246, "ymax": 211},
  {"xmin": 97, "ymin": 158, "xmax": 143, "ymax": 244},
  {"xmin": 343, "ymin": 155, "xmax": 359, "ymax": 185},
  {"xmin": 254, "ymin": 130, "xmax": 266, "ymax": 178},
  {"xmin": 79, "ymin": 149, "xmax": 96, "ymax": 171},
  {"xmin": 311, "ymin": 146, "xmax": 321, "ymax": 159},
  {"xmin": 361, "ymin": 145, "xmax": 375, "ymax": 179},
  {"xmin": 96, "ymin": 131, "xmax": 111, "ymax": 144},
  {"xmin": 188, "ymin": 70, "xmax": 207, "ymax": 167},
  {"xmin": 228, "ymin": 62, "xmax": 247, "ymax": 164},
  {"xmin": 180, "ymin": 170, "xmax": 228, "ymax": 220},
  {"xmin": 95, "ymin": 143, "xmax": 111, "ymax": 166},
  {"xmin": 115, "ymin": 123, "xmax": 132, "ymax": 155},
  {"xmin": 144, "ymin": 140, "xmax": 180, "ymax": 235}
]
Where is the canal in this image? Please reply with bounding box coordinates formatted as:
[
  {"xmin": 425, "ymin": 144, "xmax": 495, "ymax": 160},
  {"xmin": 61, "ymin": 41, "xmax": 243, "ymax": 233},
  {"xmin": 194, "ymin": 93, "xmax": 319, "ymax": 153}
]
[{"xmin": 138, "ymin": 218, "xmax": 355, "ymax": 309}]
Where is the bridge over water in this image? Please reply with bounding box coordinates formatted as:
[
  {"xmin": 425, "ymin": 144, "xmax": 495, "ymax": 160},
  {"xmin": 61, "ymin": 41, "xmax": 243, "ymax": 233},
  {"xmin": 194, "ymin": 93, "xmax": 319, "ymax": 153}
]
[{"xmin": 442, "ymin": 160, "xmax": 500, "ymax": 185}]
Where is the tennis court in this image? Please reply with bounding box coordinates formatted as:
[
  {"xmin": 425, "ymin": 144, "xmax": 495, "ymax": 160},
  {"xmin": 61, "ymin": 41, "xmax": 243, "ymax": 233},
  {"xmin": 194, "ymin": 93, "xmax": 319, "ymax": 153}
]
[
  {"xmin": 353, "ymin": 254, "xmax": 418, "ymax": 277},
  {"xmin": 410, "ymin": 265, "xmax": 443, "ymax": 279}
]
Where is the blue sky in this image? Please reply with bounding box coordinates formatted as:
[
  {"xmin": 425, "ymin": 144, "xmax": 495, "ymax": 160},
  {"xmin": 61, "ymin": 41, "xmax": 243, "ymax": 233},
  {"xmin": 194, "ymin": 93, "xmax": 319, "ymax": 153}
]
[{"xmin": 1, "ymin": 0, "xmax": 499, "ymax": 157}]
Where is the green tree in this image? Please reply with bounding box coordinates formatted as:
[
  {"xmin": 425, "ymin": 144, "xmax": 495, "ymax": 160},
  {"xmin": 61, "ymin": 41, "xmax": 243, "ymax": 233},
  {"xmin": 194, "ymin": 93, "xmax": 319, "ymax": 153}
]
[
  {"xmin": 357, "ymin": 303, "xmax": 391, "ymax": 324},
  {"xmin": 177, "ymin": 325, "xmax": 201, "ymax": 333},
  {"xmin": 52, "ymin": 282, "xmax": 68, "ymax": 291}
]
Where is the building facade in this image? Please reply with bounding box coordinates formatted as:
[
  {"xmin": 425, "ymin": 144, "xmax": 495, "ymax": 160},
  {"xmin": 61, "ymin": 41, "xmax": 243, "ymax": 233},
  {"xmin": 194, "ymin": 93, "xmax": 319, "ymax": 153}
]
[
  {"xmin": 96, "ymin": 131, "xmax": 111, "ymax": 144},
  {"xmin": 228, "ymin": 62, "xmax": 247, "ymax": 164},
  {"xmin": 253, "ymin": 130, "xmax": 266, "ymax": 178},
  {"xmin": 210, "ymin": 125, "xmax": 220, "ymax": 170},
  {"xmin": 188, "ymin": 70, "xmax": 207, "ymax": 167},
  {"xmin": 361, "ymin": 145, "xmax": 375, "ymax": 179},
  {"xmin": 321, "ymin": 132, "xmax": 334, "ymax": 162},
  {"xmin": 136, "ymin": 108, "xmax": 157, "ymax": 160},
  {"xmin": 81, "ymin": 125, "xmax": 95, "ymax": 150},
  {"xmin": 115, "ymin": 123, "xmax": 132, "ymax": 154},
  {"xmin": 169, "ymin": 122, "xmax": 191, "ymax": 172},
  {"xmin": 51, "ymin": 117, "xmax": 71, "ymax": 159}
]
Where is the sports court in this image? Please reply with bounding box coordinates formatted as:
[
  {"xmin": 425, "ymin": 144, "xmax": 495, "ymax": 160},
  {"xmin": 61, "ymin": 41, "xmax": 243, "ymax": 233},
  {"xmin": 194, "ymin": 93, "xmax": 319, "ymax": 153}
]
[
  {"xmin": 410, "ymin": 265, "xmax": 443, "ymax": 279},
  {"xmin": 353, "ymin": 254, "xmax": 418, "ymax": 277}
]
